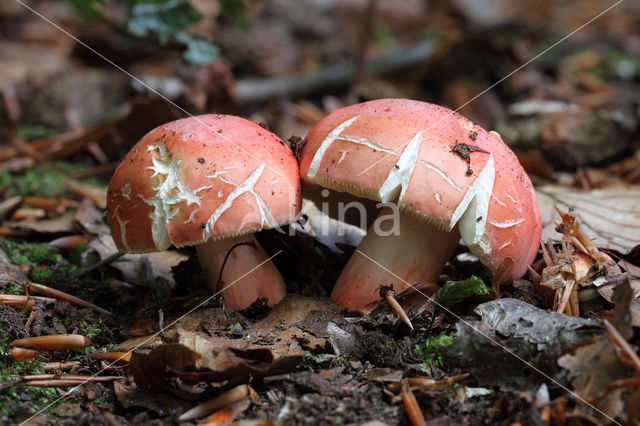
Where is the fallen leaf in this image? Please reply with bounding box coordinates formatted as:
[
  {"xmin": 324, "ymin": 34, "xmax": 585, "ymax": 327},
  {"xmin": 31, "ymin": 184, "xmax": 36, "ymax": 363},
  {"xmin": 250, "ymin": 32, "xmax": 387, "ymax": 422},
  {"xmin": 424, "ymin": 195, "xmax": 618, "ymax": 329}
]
[
  {"xmin": 537, "ymin": 184, "xmax": 640, "ymax": 253},
  {"xmin": 8, "ymin": 212, "xmax": 76, "ymax": 234},
  {"xmin": 113, "ymin": 381, "xmax": 192, "ymax": 415},
  {"xmin": 89, "ymin": 234, "xmax": 188, "ymax": 285}
]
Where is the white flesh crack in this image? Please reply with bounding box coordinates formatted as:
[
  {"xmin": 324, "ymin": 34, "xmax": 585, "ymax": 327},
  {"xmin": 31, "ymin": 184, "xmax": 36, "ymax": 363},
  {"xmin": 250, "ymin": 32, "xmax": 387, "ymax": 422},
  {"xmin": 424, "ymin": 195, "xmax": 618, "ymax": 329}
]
[
  {"xmin": 308, "ymin": 117, "xmax": 358, "ymax": 178},
  {"xmin": 419, "ymin": 160, "xmax": 464, "ymax": 192},
  {"xmin": 111, "ymin": 205, "xmax": 131, "ymax": 252},
  {"xmin": 490, "ymin": 218, "xmax": 524, "ymax": 228},
  {"xmin": 338, "ymin": 135, "xmax": 399, "ymax": 155},
  {"xmin": 142, "ymin": 142, "xmax": 210, "ymax": 250},
  {"xmin": 202, "ymin": 163, "xmax": 269, "ymax": 240}
]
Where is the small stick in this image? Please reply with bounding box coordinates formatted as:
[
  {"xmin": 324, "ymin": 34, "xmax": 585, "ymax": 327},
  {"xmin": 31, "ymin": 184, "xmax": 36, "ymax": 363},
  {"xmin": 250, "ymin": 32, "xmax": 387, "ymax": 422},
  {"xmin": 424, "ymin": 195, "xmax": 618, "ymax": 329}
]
[
  {"xmin": 603, "ymin": 320, "xmax": 640, "ymax": 374},
  {"xmin": 569, "ymin": 286, "xmax": 580, "ymax": 317},
  {"xmin": 179, "ymin": 385, "xmax": 253, "ymax": 421},
  {"xmin": 64, "ymin": 179, "xmax": 107, "ymax": 209},
  {"xmin": 541, "ymin": 242, "xmax": 555, "ymax": 267},
  {"xmin": 89, "ymin": 352, "xmax": 131, "ymax": 365},
  {"xmin": 0, "ymin": 294, "xmax": 56, "ymax": 306},
  {"xmin": 77, "ymin": 252, "xmax": 126, "ymax": 277},
  {"xmin": 351, "ymin": 0, "xmax": 378, "ymax": 92},
  {"xmin": 401, "ymin": 380, "xmax": 427, "ymax": 426},
  {"xmin": 68, "ymin": 162, "xmax": 118, "ymax": 179},
  {"xmin": 557, "ymin": 280, "xmax": 576, "ymax": 315},
  {"xmin": 12, "ymin": 334, "xmax": 91, "ymax": 351},
  {"xmin": 24, "ymin": 282, "xmax": 111, "ymax": 316},
  {"xmin": 387, "ymin": 374, "xmax": 470, "ymax": 392},
  {"xmin": 21, "ymin": 374, "xmax": 120, "ymax": 382},
  {"xmin": 20, "ymin": 378, "xmax": 119, "ymax": 387},
  {"xmin": 24, "ymin": 308, "xmax": 36, "ymax": 331},
  {"xmin": 43, "ymin": 362, "xmax": 80, "ymax": 371}
]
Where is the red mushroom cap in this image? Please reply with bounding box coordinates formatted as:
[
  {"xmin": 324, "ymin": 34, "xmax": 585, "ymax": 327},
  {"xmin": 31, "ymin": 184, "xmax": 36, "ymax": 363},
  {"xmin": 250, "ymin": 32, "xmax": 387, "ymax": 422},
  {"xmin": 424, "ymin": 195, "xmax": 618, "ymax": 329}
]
[
  {"xmin": 299, "ymin": 99, "xmax": 541, "ymax": 281},
  {"xmin": 108, "ymin": 115, "xmax": 301, "ymax": 252}
]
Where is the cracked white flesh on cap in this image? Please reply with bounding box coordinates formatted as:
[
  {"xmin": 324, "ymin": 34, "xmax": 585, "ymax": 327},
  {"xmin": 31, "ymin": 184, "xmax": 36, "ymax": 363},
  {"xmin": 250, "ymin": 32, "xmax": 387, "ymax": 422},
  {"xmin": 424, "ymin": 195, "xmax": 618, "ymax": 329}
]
[
  {"xmin": 107, "ymin": 114, "xmax": 301, "ymax": 253},
  {"xmin": 299, "ymin": 99, "xmax": 541, "ymax": 282},
  {"xmin": 142, "ymin": 141, "xmax": 210, "ymax": 250}
]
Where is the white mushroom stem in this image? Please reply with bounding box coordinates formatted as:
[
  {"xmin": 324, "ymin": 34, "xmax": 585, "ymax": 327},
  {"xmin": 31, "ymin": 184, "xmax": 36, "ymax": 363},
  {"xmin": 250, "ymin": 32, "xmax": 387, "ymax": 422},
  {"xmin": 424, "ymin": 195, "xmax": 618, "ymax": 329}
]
[
  {"xmin": 196, "ymin": 234, "xmax": 286, "ymax": 310},
  {"xmin": 330, "ymin": 207, "xmax": 460, "ymax": 312}
]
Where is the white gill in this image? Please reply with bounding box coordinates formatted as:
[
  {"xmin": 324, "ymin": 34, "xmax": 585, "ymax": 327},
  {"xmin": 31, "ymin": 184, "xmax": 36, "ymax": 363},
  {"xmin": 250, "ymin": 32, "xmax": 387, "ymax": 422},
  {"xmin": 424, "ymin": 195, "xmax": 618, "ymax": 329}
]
[
  {"xmin": 453, "ymin": 155, "xmax": 496, "ymax": 256},
  {"xmin": 378, "ymin": 131, "xmax": 422, "ymax": 202}
]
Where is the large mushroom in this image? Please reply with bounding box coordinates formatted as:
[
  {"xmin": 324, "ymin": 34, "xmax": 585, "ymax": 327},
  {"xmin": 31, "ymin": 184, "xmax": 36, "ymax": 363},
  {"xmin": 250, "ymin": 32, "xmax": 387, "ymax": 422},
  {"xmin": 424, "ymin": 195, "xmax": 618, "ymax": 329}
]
[
  {"xmin": 299, "ymin": 99, "xmax": 541, "ymax": 312},
  {"xmin": 107, "ymin": 115, "xmax": 301, "ymax": 310}
]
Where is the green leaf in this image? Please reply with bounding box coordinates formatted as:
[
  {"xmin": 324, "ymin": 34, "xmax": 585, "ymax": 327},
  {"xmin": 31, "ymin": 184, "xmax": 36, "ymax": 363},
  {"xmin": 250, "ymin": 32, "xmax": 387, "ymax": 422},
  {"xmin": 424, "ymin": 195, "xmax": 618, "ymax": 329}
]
[
  {"xmin": 435, "ymin": 276, "xmax": 489, "ymax": 308},
  {"xmin": 126, "ymin": 0, "xmax": 202, "ymax": 41},
  {"xmin": 177, "ymin": 33, "xmax": 220, "ymax": 64}
]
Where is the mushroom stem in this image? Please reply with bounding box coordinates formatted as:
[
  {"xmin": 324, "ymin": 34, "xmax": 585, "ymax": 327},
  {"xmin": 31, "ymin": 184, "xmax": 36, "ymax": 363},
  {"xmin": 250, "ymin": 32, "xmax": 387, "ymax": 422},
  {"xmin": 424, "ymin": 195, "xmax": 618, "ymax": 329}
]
[
  {"xmin": 196, "ymin": 234, "xmax": 286, "ymax": 310},
  {"xmin": 331, "ymin": 208, "xmax": 460, "ymax": 312}
]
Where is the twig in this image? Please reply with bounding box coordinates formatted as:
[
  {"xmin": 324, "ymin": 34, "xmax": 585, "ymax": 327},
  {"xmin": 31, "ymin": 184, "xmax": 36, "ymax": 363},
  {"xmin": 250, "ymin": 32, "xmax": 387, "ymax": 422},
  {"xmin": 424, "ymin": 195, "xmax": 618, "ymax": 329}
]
[
  {"xmin": 89, "ymin": 352, "xmax": 131, "ymax": 365},
  {"xmin": 603, "ymin": 319, "xmax": 640, "ymax": 374},
  {"xmin": 24, "ymin": 282, "xmax": 111, "ymax": 316},
  {"xmin": 78, "ymin": 252, "xmax": 126, "ymax": 277},
  {"xmin": 0, "ymin": 294, "xmax": 57, "ymax": 306},
  {"xmin": 179, "ymin": 385, "xmax": 254, "ymax": 421},
  {"xmin": 351, "ymin": 0, "xmax": 378, "ymax": 92},
  {"xmin": 234, "ymin": 40, "xmax": 436, "ymax": 103},
  {"xmin": 64, "ymin": 179, "xmax": 107, "ymax": 209},
  {"xmin": 387, "ymin": 374, "xmax": 470, "ymax": 392}
]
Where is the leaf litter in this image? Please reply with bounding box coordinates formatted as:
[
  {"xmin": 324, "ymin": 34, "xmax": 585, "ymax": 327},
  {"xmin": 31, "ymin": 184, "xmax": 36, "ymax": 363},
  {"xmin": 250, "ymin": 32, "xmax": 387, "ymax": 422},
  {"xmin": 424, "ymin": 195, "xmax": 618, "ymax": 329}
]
[{"xmin": 1, "ymin": 1, "xmax": 640, "ymax": 424}]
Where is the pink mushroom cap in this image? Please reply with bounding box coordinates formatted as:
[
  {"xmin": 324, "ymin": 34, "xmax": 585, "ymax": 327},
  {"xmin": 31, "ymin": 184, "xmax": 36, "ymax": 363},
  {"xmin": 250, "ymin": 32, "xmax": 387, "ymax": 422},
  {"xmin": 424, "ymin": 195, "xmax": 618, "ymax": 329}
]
[
  {"xmin": 107, "ymin": 114, "xmax": 301, "ymax": 253},
  {"xmin": 299, "ymin": 98, "xmax": 541, "ymax": 282}
]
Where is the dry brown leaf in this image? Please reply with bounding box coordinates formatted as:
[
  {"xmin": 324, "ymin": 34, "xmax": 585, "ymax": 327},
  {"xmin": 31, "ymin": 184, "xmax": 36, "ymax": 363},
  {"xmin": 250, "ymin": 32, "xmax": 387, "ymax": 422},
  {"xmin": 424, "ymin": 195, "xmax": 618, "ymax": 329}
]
[
  {"xmin": 89, "ymin": 234, "xmax": 188, "ymax": 285},
  {"xmin": 8, "ymin": 212, "xmax": 76, "ymax": 234},
  {"xmin": 537, "ymin": 184, "xmax": 640, "ymax": 253}
]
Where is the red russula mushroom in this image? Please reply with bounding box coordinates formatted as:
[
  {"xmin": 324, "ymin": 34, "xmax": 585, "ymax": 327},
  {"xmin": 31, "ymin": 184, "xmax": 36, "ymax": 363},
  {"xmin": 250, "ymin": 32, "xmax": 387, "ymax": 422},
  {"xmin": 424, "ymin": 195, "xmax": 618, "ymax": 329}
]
[
  {"xmin": 299, "ymin": 99, "xmax": 541, "ymax": 311},
  {"xmin": 107, "ymin": 115, "xmax": 301, "ymax": 310}
]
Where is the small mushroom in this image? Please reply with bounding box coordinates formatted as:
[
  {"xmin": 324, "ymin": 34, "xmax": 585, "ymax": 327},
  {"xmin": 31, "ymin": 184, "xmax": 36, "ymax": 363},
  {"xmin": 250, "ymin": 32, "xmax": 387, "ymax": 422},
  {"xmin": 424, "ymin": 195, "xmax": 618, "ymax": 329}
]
[
  {"xmin": 107, "ymin": 115, "xmax": 301, "ymax": 310},
  {"xmin": 299, "ymin": 99, "xmax": 541, "ymax": 311}
]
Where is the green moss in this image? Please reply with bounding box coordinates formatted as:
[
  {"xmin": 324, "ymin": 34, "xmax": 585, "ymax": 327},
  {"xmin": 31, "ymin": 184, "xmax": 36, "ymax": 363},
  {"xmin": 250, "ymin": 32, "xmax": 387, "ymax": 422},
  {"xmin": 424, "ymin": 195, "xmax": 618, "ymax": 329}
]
[
  {"xmin": 0, "ymin": 327, "xmax": 60, "ymax": 417},
  {"xmin": 0, "ymin": 162, "xmax": 106, "ymax": 198},
  {"xmin": 0, "ymin": 239, "xmax": 79, "ymax": 285},
  {"xmin": 414, "ymin": 331, "xmax": 454, "ymax": 373},
  {"xmin": 19, "ymin": 125, "xmax": 58, "ymax": 142}
]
